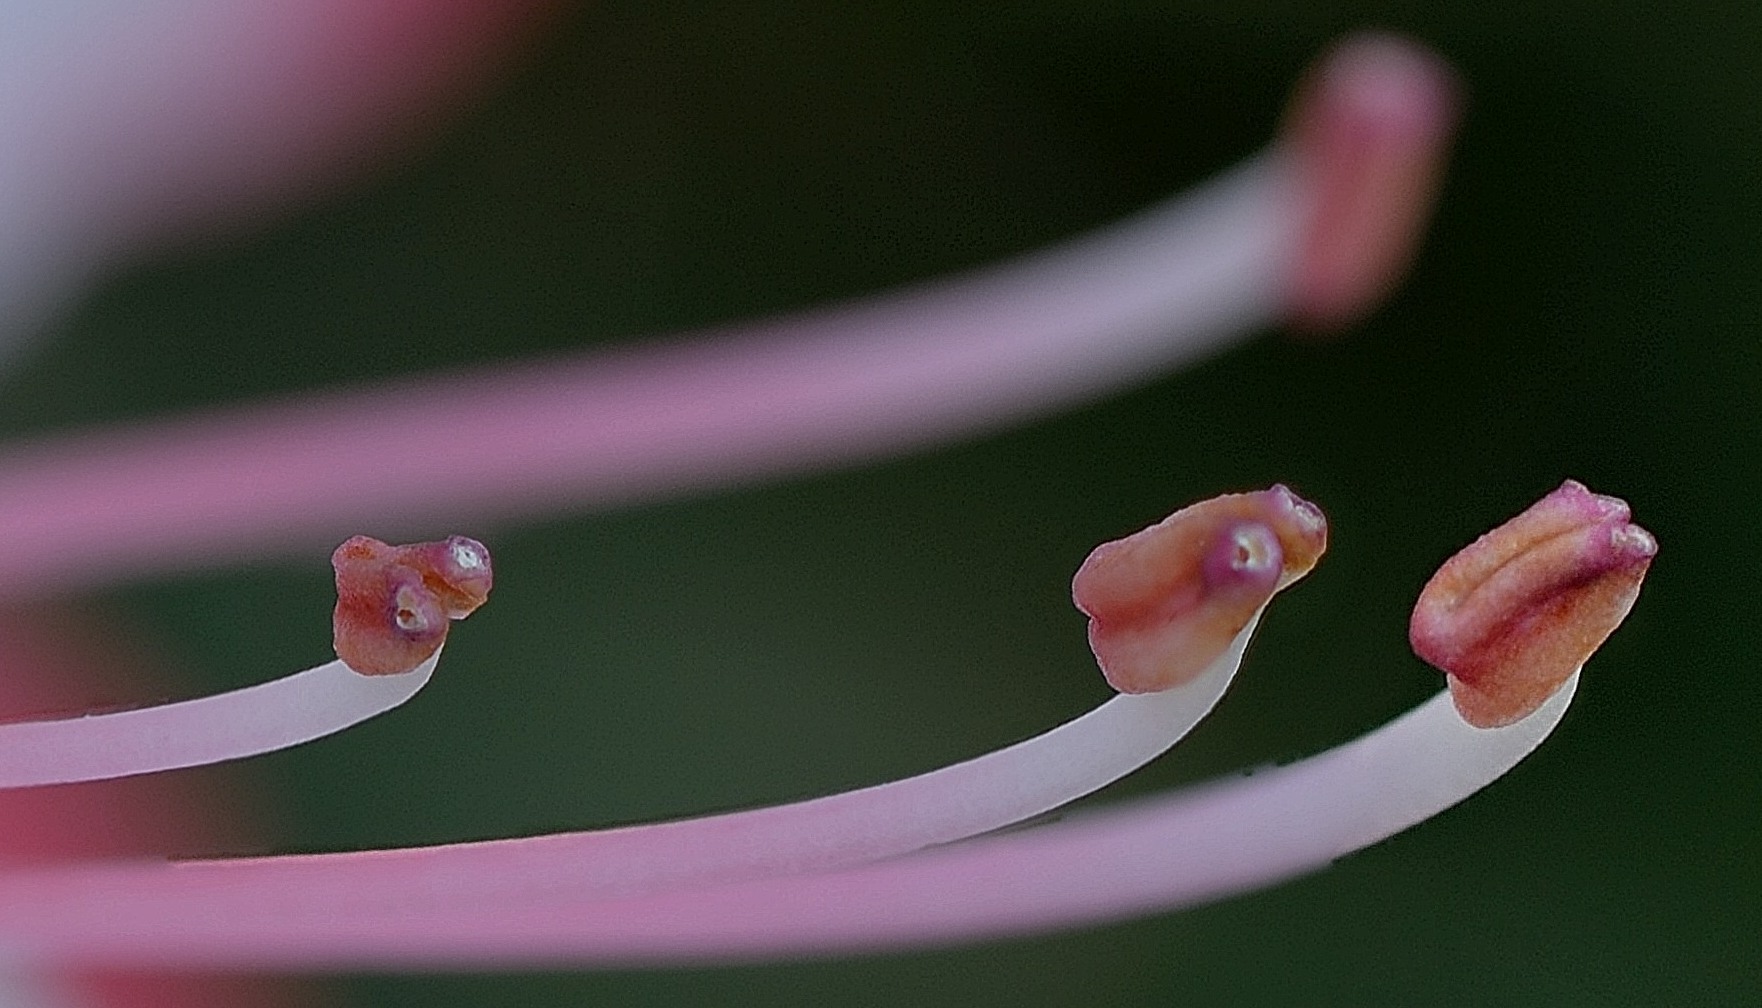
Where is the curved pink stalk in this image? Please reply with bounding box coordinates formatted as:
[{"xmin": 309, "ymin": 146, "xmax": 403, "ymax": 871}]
[
  {"xmin": 0, "ymin": 608, "xmax": 317, "ymax": 1005},
  {"xmin": 0, "ymin": 150, "xmax": 1298, "ymax": 597},
  {"xmin": 0, "ymin": 679, "xmax": 1574, "ymax": 969},
  {"xmin": 0, "ymin": 37, "xmax": 1460, "ymax": 598},
  {"xmin": 0, "ymin": 613, "xmax": 1254, "ymax": 907},
  {"xmin": 0, "ymin": 651, "xmax": 437, "ymax": 789}
]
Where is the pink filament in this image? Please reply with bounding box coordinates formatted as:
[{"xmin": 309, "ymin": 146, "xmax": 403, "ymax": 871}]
[
  {"xmin": 0, "ymin": 621, "xmax": 1255, "ymax": 928},
  {"xmin": 0, "ymin": 681, "xmax": 1572, "ymax": 969},
  {"xmin": 0, "ymin": 609, "xmax": 316, "ymax": 1005},
  {"xmin": 0, "ymin": 154, "xmax": 1294, "ymax": 596}
]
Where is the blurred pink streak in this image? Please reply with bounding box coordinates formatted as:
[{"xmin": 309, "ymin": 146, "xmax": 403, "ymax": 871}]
[
  {"xmin": 0, "ymin": 610, "xmax": 320, "ymax": 1007},
  {"xmin": 1, "ymin": 0, "xmax": 559, "ymax": 339}
]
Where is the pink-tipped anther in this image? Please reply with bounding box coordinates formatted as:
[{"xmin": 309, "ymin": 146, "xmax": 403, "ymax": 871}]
[
  {"xmin": 1285, "ymin": 33, "xmax": 1460, "ymax": 332},
  {"xmin": 1073, "ymin": 486, "xmax": 1327, "ymax": 693},
  {"xmin": 332, "ymin": 534, "xmax": 493, "ymax": 676},
  {"xmin": 1411, "ymin": 481, "xmax": 1656, "ymax": 728}
]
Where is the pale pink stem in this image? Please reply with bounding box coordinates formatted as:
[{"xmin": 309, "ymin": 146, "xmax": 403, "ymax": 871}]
[
  {"xmin": 0, "ymin": 620, "xmax": 1254, "ymax": 916},
  {"xmin": 0, "ymin": 652, "xmax": 437, "ymax": 789},
  {"xmin": 0, "ymin": 608, "xmax": 324, "ymax": 1007},
  {"xmin": 0, "ymin": 36, "xmax": 1460, "ymax": 598},
  {"xmin": 0, "ymin": 153, "xmax": 1298, "ymax": 597},
  {"xmin": 0, "ymin": 678, "xmax": 1573, "ymax": 969}
]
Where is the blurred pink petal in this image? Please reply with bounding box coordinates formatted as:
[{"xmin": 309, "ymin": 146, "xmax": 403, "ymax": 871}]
[
  {"xmin": 0, "ymin": 0, "xmax": 555, "ymax": 348},
  {"xmin": 0, "ymin": 609, "xmax": 319, "ymax": 1005}
]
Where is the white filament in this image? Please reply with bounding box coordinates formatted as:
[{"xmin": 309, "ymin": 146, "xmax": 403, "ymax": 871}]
[
  {"xmin": 0, "ymin": 649, "xmax": 438, "ymax": 788},
  {"xmin": 0, "ymin": 674, "xmax": 1575, "ymax": 968}
]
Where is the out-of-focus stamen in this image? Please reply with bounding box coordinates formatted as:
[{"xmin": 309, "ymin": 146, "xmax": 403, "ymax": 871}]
[
  {"xmin": 1285, "ymin": 32, "xmax": 1460, "ymax": 332},
  {"xmin": 0, "ymin": 35, "xmax": 1462, "ymax": 599}
]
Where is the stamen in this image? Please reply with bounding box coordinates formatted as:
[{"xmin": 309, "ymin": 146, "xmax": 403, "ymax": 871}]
[
  {"xmin": 0, "ymin": 534, "xmax": 492, "ymax": 787},
  {"xmin": 1411, "ymin": 481, "xmax": 1655, "ymax": 727},
  {"xmin": 1074, "ymin": 485, "xmax": 1327, "ymax": 693},
  {"xmin": 332, "ymin": 535, "xmax": 493, "ymax": 676},
  {"xmin": 1285, "ymin": 33, "xmax": 1460, "ymax": 331}
]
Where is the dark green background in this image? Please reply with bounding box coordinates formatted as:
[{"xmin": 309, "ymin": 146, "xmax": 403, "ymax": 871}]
[{"xmin": 5, "ymin": 2, "xmax": 1755, "ymax": 1005}]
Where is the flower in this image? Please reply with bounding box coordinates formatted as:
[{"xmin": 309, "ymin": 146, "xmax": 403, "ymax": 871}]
[{"xmin": 0, "ymin": 10, "xmax": 1653, "ymax": 1005}]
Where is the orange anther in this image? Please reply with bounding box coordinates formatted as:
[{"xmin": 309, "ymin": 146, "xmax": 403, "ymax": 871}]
[
  {"xmin": 1411, "ymin": 481, "xmax": 1655, "ymax": 727},
  {"xmin": 1073, "ymin": 486, "xmax": 1327, "ymax": 693}
]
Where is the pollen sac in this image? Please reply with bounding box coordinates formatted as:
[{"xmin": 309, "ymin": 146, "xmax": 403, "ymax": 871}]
[
  {"xmin": 1410, "ymin": 481, "xmax": 1656, "ymax": 728},
  {"xmin": 392, "ymin": 534, "xmax": 494, "ymax": 618},
  {"xmin": 332, "ymin": 534, "xmax": 494, "ymax": 676},
  {"xmin": 1073, "ymin": 486, "xmax": 1328, "ymax": 693}
]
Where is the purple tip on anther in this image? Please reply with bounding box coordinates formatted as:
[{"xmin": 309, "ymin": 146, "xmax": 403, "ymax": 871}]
[{"xmin": 1202, "ymin": 522, "xmax": 1284, "ymax": 592}]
